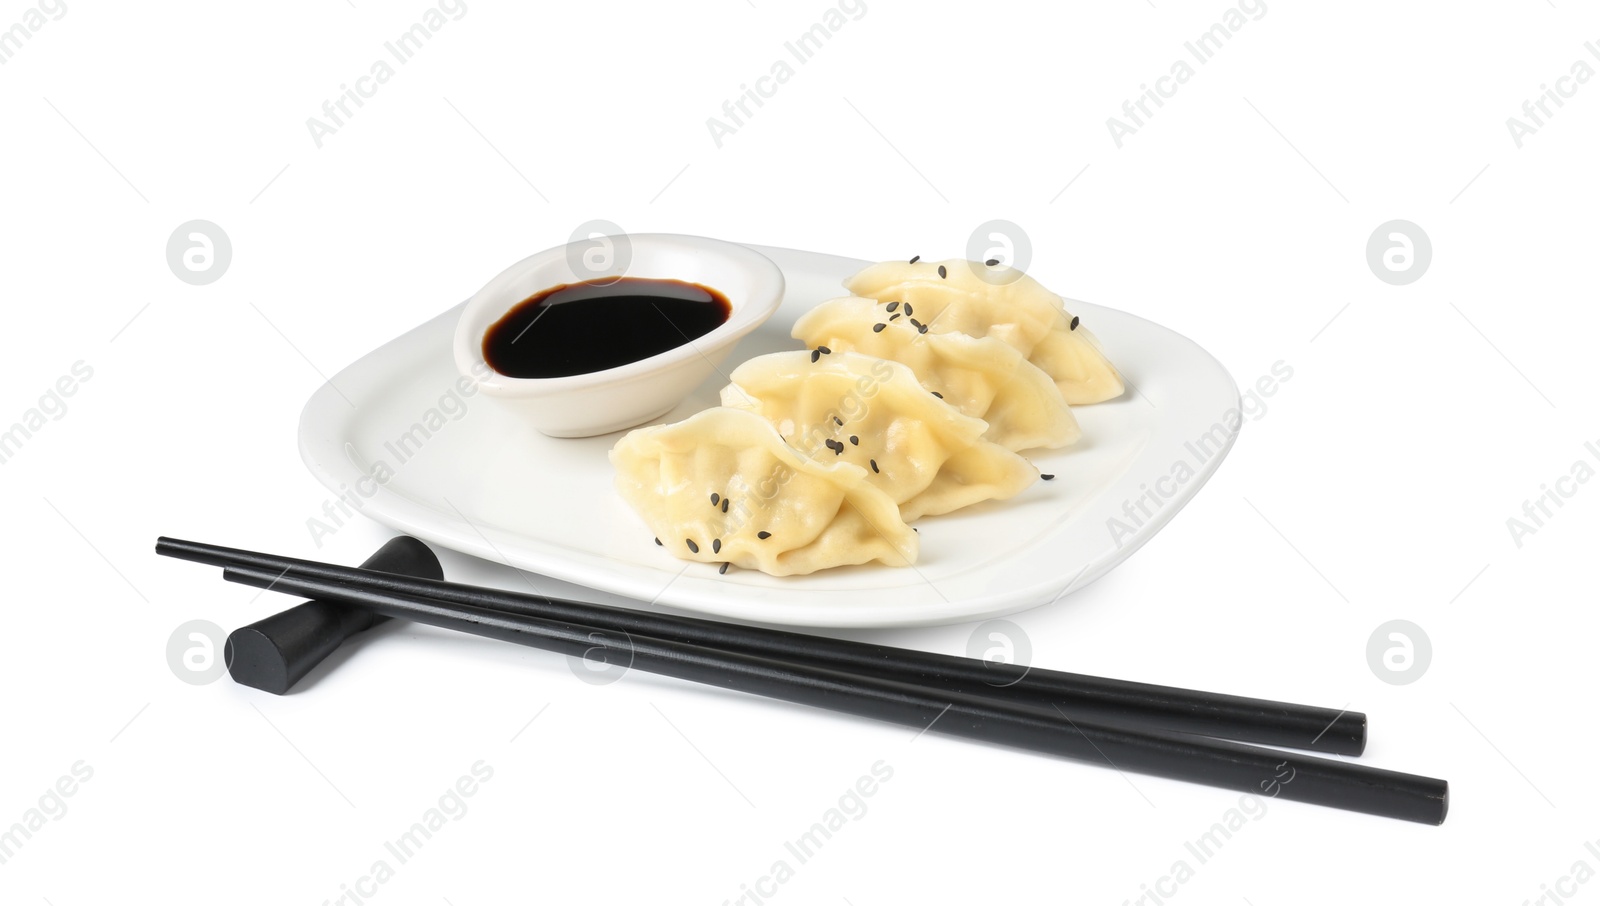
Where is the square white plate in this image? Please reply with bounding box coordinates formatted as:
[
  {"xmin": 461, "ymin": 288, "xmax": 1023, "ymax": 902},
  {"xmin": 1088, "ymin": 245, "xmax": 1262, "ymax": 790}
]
[{"xmin": 297, "ymin": 244, "xmax": 1239, "ymax": 627}]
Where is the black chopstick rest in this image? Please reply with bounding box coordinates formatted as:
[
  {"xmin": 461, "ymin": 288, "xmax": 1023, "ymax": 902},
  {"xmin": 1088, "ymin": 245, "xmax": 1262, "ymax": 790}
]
[{"xmin": 219, "ymin": 537, "xmax": 443, "ymax": 694}]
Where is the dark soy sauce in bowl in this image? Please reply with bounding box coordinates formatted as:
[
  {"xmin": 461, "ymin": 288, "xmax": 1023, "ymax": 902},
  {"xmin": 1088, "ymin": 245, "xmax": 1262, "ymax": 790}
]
[{"xmin": 482, "ymin": 277, "xmax": 732, "ymax": 379}]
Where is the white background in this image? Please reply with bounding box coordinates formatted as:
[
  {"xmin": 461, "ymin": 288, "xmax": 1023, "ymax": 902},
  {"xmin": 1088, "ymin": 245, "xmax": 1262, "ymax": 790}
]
[{"xmin": 3, "ymin": 1, "xmax": 1598, "ymax": 903}]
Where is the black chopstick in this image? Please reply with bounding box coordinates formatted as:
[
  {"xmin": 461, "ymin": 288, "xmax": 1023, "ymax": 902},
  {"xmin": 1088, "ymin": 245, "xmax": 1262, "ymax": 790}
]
[
  {"xmin": 219, "ymin": 563, "xmax": 1447, "ymax": 823},
  {"xmin": 155, "ymin": 536, "xmax": 1365, "ymax": 754}
]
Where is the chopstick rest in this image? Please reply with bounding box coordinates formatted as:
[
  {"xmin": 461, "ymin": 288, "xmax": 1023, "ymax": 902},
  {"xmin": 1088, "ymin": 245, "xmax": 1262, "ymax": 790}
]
[
  {"xmin": 218, "ymin": 536, "xmax": 443, "ymax": 694},
  {"xmin": 221, "ymin": 563, "xmax": 1449, "ymax": 824}
]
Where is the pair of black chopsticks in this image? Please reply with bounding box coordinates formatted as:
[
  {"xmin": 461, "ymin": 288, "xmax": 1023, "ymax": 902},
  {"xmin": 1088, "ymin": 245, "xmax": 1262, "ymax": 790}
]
[{"xmin": 155, "ymin": 534, "xmax": 1448, "ymax": 824}]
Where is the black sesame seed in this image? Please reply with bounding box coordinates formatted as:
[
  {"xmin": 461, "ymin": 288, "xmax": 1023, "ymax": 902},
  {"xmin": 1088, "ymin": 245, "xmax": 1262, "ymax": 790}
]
[
  {"xmin": 912, "ymin": 526, "xmax": 919, "ymax": 533},
  {"xmin": 886, "ymin": 301, "xmax": 900, "ymax": 313},
  {"xmin": 937, "ymin": 265, "xmax": 947, "ymax": 278},
  {"xmin": 654, "ymin": 537, "xmax": 662, "ymax": 546},
  {"xmin": 985, "ymin": 258, "xmax": 999, "ymax": 266},
  {"xmin": 811, "ymin": 349, "xmax": 820, "ymax": 363},
  {"xmin": 873, "ymin": 323, "xmax": 887, "ymax": 333},
  {"xmin": 909, "ymin": 255, "xmax": 920, "ymax": 264},
  {"xmin": 817, "ymin": 345, "xmax": 831, "ymax": 355},
  {"xmin": 917, "ymin": 324, "xmax": 928, "ymax": 334},
  {"xmin": 904, "ymin": 304, "xmax": 913, "ymax": 317},
  {"xmin": 1070, "ymin": 315, "xmax": 1081, "ymax": 331},
  {"xmin": 931, "ymin": 391, "xmax": 943, "ymax": 399},
  {"xmin": 869, "ymin": 459, "xmax": 879, "ymax": 473},
  {"xmin": 889, "ymin": 313, "xmax": 902, "ymax": 321},
  {"xmin": 849, "ymin": 435, "xmax": 858, "ymax": 445},
  {"xmin": 712, "ymin": 538, "xmax": 722, "ymax": 554},
  {"xmin": 710, "ymin": 492, "xmax": 719, "ymax": 506},
  {"xmin": 757, "ymin": 531, "xmax": 772, "ymax": 539},
  {"xmin": 719, "ymin": 562, "xmax": 730, "ymax": 575},
  {"xmin": 909, "ymin": 318, "xmax": 923, "ymax": 329},
  {"xmin": 834, "ymin": 416, "xmax": 843, "ymax": 426},
  {"xmin": 1041, "ymin": 473, "xmax": 1056, "ymax": 481},
  {"xmin": 722, "ymin": 498, "xmax": 729, "ymax": 513},
  {"xmin": 686, "ymin": 539, "xmax": 699, "ymax": 553}
]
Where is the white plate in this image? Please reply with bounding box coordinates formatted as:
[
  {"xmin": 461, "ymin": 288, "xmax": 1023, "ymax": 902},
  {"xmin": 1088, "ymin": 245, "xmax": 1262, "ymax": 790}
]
[{"xmin": 298, "ymin": 244, "xmax": 1240, "ymax": 627}]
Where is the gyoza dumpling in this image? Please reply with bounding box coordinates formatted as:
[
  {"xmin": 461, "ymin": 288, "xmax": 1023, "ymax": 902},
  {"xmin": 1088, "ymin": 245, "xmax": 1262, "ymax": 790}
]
[
  {"xmin": 610, "ymin": 407, "xmax": 917, "ymax": 576},
  {"xmin": 791, "ymin": 296, "xmax": 1080, "ymax": 452},
  {"xmin": 845, "ymin": 259, "xmax": 1124, "ymax": 405},
  {"xmin": 721, "ymin": 350, "xmax": 1038, "ymax": 521}
]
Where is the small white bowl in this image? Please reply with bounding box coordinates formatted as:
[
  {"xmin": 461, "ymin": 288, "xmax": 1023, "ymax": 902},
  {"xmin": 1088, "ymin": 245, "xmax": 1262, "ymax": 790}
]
[{"xmin": 453, "ymin": 234, "xmax": 785, "ymax": 437}]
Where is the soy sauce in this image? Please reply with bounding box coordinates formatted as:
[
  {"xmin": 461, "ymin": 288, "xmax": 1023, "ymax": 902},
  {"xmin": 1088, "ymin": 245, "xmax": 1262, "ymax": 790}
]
[{"xmin": 482, "ymin": 277, "xmax": 731, "ymax": 379}]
